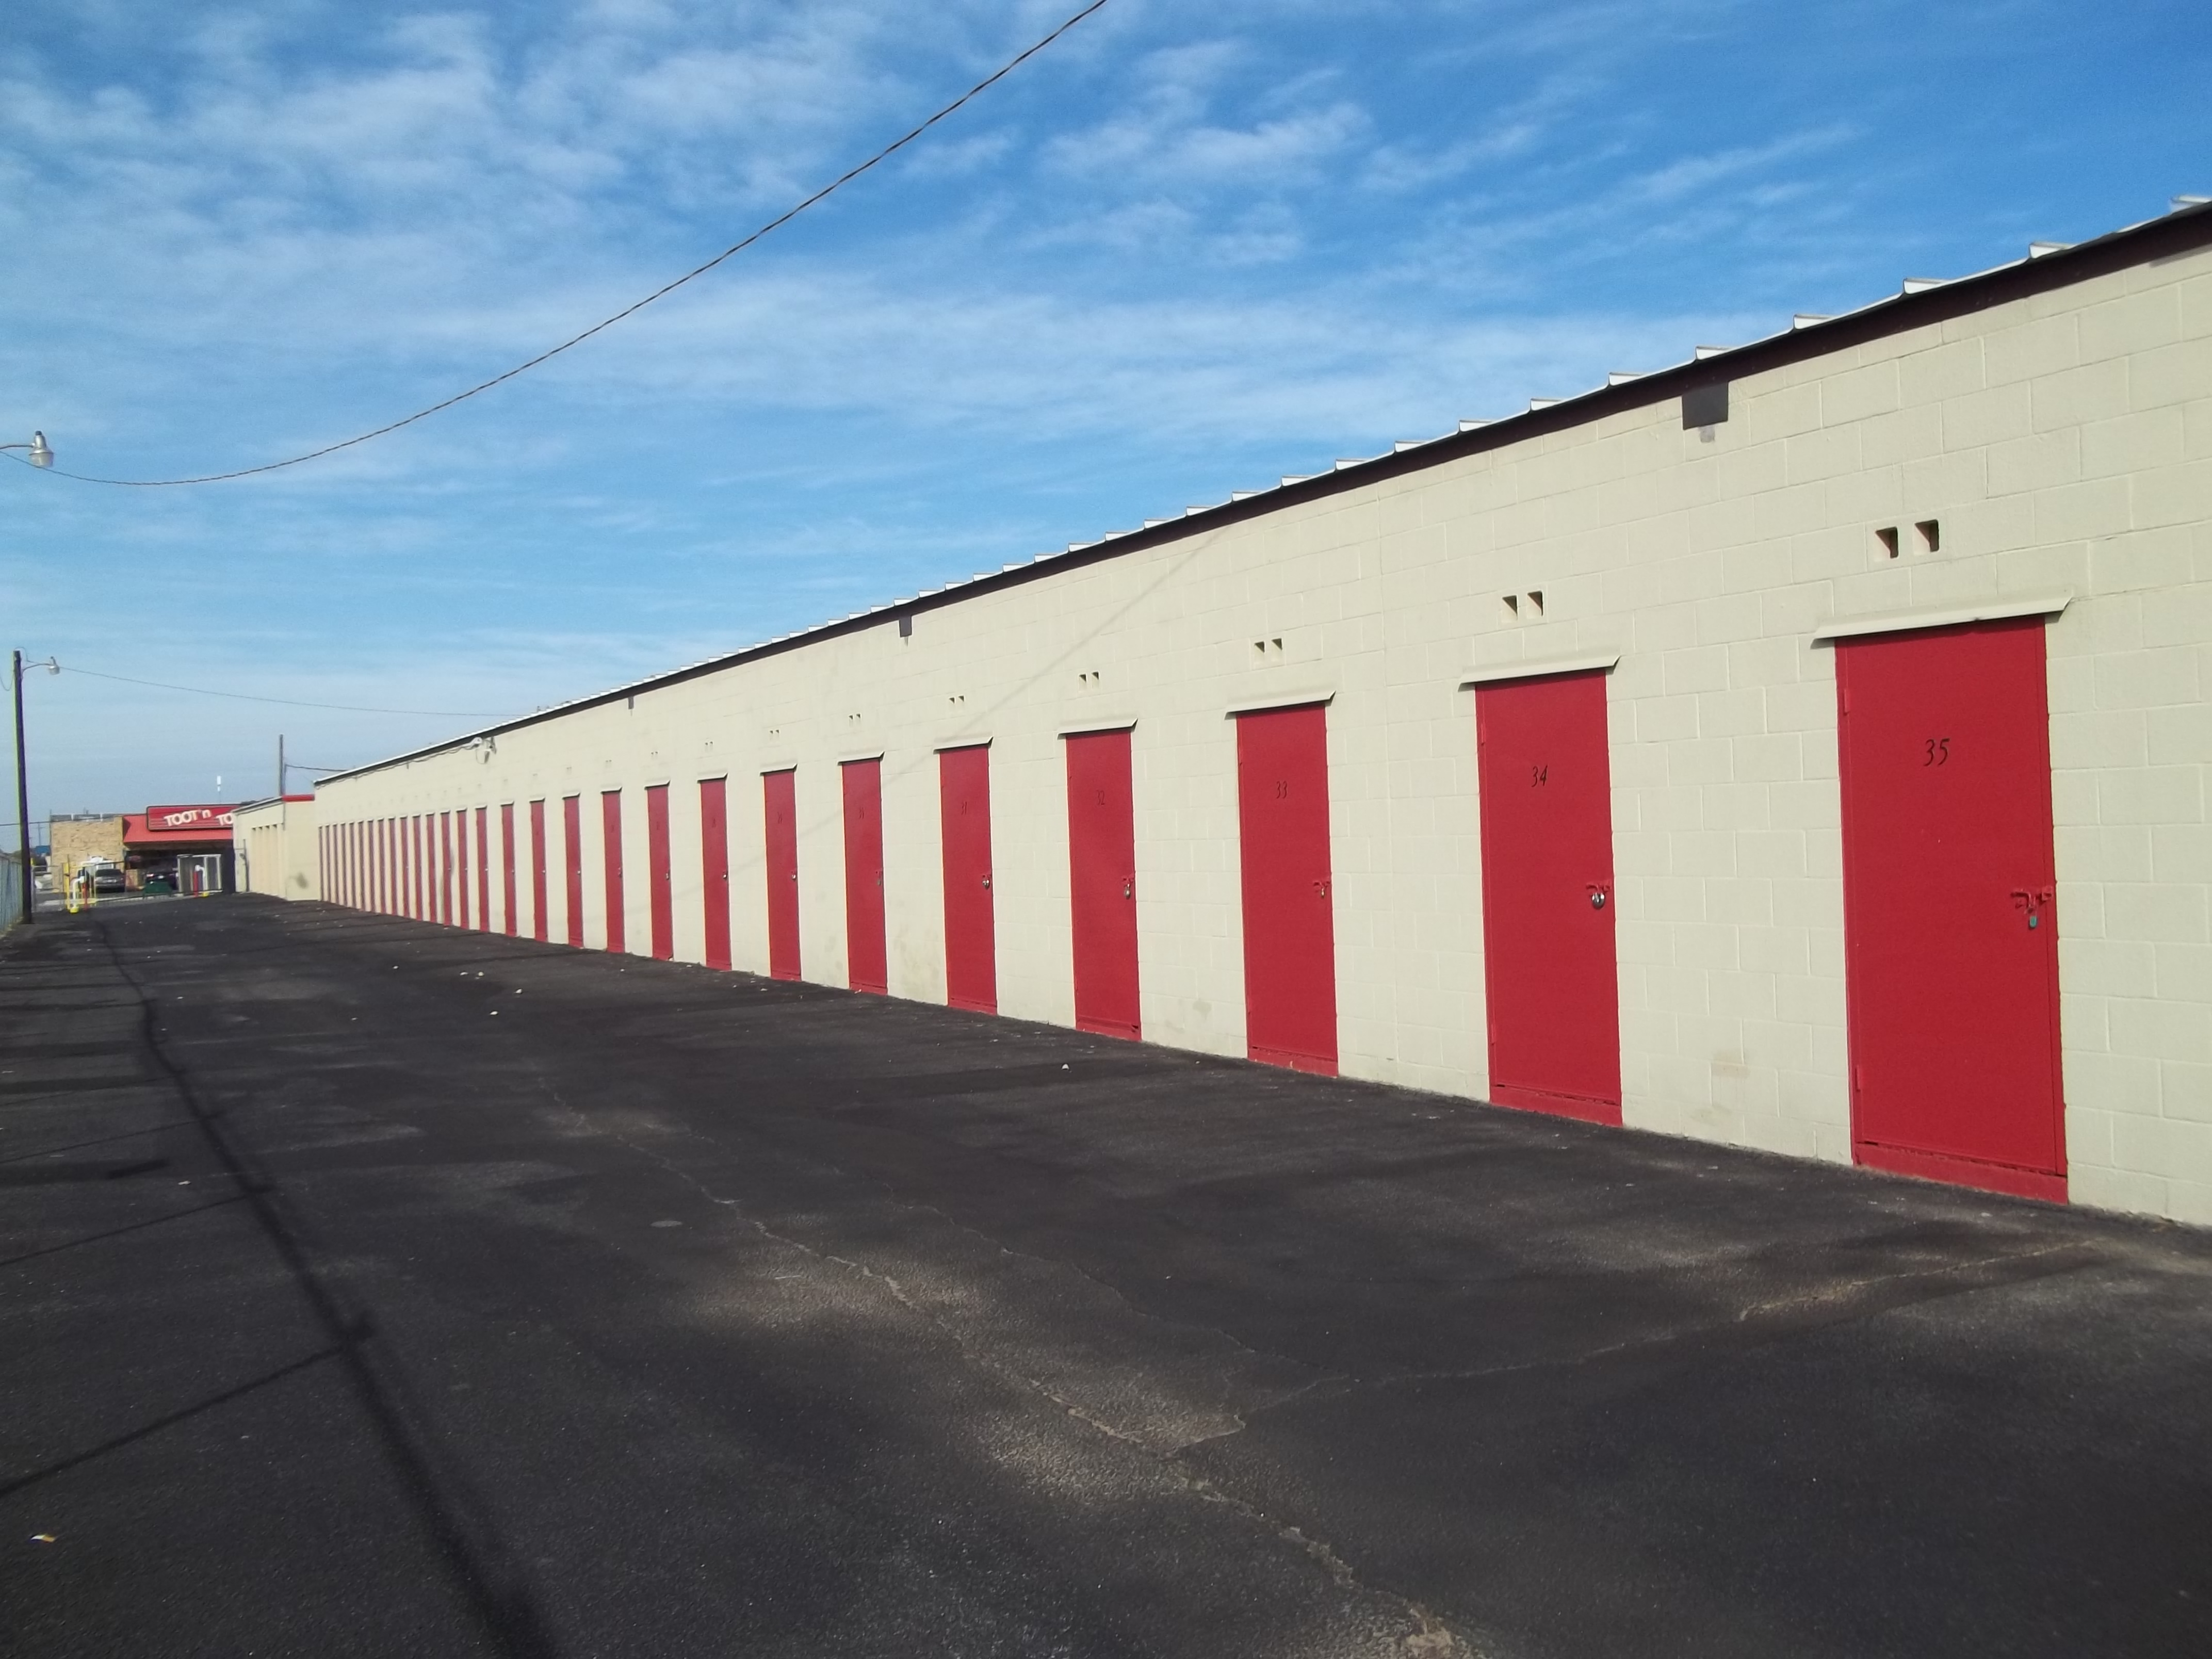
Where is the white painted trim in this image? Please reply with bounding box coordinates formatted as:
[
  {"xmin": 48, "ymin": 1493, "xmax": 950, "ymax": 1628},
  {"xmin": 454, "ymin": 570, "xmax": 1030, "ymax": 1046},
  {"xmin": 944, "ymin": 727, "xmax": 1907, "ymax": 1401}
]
[
  {"xmin": 1223, "ymin": 688, "xmax": 1336, "ymax": 718},
  {"xmin": 758, "ymin": 760, "xmax": 797, "ymax": 776},
  {"xmin": 1811, "ymin": 591, "xmax": 2073, "ymax": 641},
  {"xmin": 933, "ymin": 735, "xmax": 994, "ymax": 752},
  {"xmin": 1056, "ymin": 715, "xmax": 1138, "ymax": 738},
  {"xmin": 695, "ymin": 772, "xmax": 730, "ymax": 784},
  {"xmin": 836, "ymin": 750, "xmax": 886, "ymax": 766},
  {"xmin": 1458, "ymin": 650, "xmax": 1621, "ymax": 688}
]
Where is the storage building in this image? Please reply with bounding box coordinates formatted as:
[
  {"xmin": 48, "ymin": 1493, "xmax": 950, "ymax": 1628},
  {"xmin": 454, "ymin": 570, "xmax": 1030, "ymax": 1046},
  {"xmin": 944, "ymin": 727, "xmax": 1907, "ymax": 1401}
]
[{"xmin": 315, "ymin": 198, "xmax": 2212, "ymax": 1223}]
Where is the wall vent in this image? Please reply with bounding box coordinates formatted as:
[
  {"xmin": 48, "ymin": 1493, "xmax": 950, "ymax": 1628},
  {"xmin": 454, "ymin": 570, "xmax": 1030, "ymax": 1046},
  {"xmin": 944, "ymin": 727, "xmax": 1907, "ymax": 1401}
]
[{"xmin": 1682, "ymin": 382, "xmax": 1730, "ymax": 430}]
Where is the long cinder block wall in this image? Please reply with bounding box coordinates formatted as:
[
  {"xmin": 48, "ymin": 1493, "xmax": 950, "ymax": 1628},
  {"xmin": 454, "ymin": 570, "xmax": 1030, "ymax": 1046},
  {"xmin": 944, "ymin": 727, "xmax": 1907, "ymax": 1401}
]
[
  {"xmin": 236, "ymin": 798, "xmax": 321, "ymax": 901},
  {"xmin": 319, "ymin": 226, "xmax": 2212, "ymax": 1224}
]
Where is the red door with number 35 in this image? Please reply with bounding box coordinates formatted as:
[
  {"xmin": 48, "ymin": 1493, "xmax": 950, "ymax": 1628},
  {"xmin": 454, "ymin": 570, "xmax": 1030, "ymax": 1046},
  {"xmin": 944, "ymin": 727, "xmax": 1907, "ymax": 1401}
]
[{"xmin": 1836, "ymin": 617, "xmax": 2065, "ymax": 1199}]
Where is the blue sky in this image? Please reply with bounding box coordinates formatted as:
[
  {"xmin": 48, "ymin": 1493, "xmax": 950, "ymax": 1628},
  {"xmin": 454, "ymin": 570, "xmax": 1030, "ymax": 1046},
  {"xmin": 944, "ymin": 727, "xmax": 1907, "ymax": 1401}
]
[{"xmin": 3, "ymin": 0, "xmax": 2206, "ymax": 822}]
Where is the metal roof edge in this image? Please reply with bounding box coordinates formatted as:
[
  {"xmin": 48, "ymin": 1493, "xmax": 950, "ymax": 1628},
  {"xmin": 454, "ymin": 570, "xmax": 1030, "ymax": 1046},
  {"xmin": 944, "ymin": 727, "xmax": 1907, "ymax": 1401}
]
[{"xmin": 318, "ymin": 198, "xmax": 2212, "ymax": 789}]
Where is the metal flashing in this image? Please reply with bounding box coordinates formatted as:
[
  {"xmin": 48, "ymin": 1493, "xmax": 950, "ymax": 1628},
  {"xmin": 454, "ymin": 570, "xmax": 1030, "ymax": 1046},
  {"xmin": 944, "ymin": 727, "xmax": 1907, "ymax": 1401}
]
[
  {"xmin": 1459, "ymin": 650, "xmax": 1622, "ymax": 688},
  {"xmin": 933, "ymin": 735, "xmax": 993, "ymax": 752},
  {"xmin": 1811, "ymin": 592, "xmax": 2073, "ymax": 642},
  {"xmin": 836, "ymin": 749, "xmax": 886, "ymax": 765}
]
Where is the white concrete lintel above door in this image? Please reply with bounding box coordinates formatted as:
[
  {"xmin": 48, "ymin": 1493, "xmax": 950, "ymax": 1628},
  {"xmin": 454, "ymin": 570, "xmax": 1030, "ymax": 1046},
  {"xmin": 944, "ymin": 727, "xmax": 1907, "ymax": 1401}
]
[
  {"xmin": 1056, "ymin": 715, "xmax": 1138, "ymax": 738},
  {"xmin": 1223, "ymin": 688, "xmax": 1335, "ymax": 718},
  {"xmin": 1458, "ymin": 650, "xmax": 1621, "ymax": 689},
  {"xmin": 1811, "ymin": 591, "xmax": 2073, "ymax": 642}
]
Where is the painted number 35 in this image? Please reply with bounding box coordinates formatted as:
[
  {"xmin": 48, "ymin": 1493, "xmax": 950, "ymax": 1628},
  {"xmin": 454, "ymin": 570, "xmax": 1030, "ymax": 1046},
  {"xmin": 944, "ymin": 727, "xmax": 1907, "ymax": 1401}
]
[{"xmin": 1923, "ymin": 737, "xmax": 1951, "ymax": 767}]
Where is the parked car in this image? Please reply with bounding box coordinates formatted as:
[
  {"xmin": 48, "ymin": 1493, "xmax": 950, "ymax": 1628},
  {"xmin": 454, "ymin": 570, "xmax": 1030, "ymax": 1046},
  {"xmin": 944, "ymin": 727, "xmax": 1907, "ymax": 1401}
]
[
  {"xmin": 139, "ymin": 871, "xmax": 176, "ymax": 896},
  {"xmin": 88, "ymin": 865, "xmax": 127, "ymax": 895}
]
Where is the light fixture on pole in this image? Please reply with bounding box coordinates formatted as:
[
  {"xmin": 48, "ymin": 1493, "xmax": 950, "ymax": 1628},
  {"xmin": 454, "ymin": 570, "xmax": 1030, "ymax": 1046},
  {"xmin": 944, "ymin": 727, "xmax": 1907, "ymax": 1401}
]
[{"xmin": 2, "ymin": 432, "xmax": 54, "ymax": 468}]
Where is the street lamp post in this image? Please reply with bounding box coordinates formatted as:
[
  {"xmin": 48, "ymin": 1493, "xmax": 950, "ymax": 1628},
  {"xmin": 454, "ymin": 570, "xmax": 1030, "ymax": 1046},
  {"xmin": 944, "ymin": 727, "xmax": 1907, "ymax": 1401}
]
[
  {"xmin": 7, "ymin": 433, "xmax": 57, "ymax": 925},
  {"xmin": 11, "ymin": 651, "xmax": 58, "ymax": 928}
]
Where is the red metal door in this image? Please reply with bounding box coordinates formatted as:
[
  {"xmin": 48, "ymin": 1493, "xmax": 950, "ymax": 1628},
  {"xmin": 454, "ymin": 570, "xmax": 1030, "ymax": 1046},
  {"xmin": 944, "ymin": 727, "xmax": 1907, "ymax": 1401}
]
[
  {"xmin": 475, "ymin": 807, "xmax": 490, "ymax": 932},
  {"xmin": 1235, "ymin": 705, "xmax": 1338, "ymax": 1074},
  {"xmin": 939, "ymin": 746, "xmax": 997, "ymax": 1014},
  {"xmin": 412, "ymin": 816, "xmax": 425, "ymax": 919},
  {"xmin": 453, "ymin": 813, "xmax": 467, "ymax": 929},
  {"xmin": 500, "ymin": 805, "xmax": 516, "ymax": 935},
  {"xmin": 529, "ymin": 800, "xmax": 549, "ymax": 942},
  {"xmin": 763, "ymin": 771, "xmax": 801, "ymax": 982},
  {"xmin": 1065, "ymin": 730, "xmax": 1140, "ymax": 1038},
  {"xmin": 562, "ymin": 796, "xmax": 584, "ymax": 947},
  {"xmin": 601, "ymin": 790, "xmax": 626, "ymax": 954},
  {"xmin": 842, "ymin": 760, "xmax": 887, "ymax": 994},
  {"xmin": 441, "ymin": 811, "xmax": 454, "ymax": 924},
  {"xmin": 1476, "ymin": 671, "xmax": 1622, "ymax": 1124},
  {"xmin": 646, "ymin": 784, "xmax": 674, "ymax": 961},
  {"xmin": 1837, "ymin": 618, "xmax": 2065, "ymax": 1199},
  {"xmin": 700, "ymin": 778, "xmax": 730, "ymax": 971}
]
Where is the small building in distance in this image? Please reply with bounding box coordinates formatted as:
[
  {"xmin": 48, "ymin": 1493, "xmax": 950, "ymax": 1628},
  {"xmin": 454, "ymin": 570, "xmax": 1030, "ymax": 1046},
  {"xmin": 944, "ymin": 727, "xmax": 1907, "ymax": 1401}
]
[
  {"xmin": 232, "ymin": 795, "xmax": 320, "ymax": 901},
  {"xmin": 47, "ymin": 813, "xmax": 127, "ymax": 883},
  {"xmin": 125, "ymin": 804, "xmax": 241, "ymax": 894}
]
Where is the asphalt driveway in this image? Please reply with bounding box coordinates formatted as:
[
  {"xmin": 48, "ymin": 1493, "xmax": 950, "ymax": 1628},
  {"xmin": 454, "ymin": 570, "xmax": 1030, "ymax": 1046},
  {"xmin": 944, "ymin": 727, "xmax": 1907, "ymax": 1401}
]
[{"xmin": 3, "ymin": 897, "xmax": 2207, "ymax": 1657}]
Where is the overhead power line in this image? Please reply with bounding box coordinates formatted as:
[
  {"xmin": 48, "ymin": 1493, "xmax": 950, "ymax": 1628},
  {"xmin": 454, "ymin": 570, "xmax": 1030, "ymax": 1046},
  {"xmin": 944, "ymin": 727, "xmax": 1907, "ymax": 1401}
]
[
  {"xmin": 49, "ymin": 663, "xmax": 506, "ymax": 718},
  {"xmin": 23, "ymin": 0, "xmax": 1114, "ymax": 490}
]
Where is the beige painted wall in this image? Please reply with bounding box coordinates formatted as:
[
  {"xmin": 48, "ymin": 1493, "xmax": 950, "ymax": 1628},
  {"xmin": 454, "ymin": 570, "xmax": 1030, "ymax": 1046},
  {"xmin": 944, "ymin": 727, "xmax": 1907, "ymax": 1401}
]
[
  {"xmin": 319, "ymin": 237, "xmax": 2212, "ymax": 1224},
  {"xmin": 233, "ymin": 798, "xmax": 321, "ymax": 901}
]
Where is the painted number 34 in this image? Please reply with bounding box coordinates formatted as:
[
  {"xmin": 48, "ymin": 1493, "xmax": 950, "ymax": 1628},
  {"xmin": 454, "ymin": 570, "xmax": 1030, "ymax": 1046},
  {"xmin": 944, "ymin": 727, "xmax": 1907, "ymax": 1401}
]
[{"xmin": 1923, "ymin": 737, "xmax": 1951, "ymax": 767}]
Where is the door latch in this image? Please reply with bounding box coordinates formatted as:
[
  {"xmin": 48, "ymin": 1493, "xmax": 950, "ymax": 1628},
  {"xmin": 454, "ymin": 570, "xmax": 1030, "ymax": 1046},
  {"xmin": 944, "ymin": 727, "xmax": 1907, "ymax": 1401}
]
[
  {"xmin": 1587, "ymin": 883, "xmax": 1609, "ymax": 910},
  {"xmin": 1123, "ymin": 879, "xmax": 1133, "ymax": 899},
  {"xmin": 2011, "ymin": 888, "xmax": 2055, "ymax": 930}
]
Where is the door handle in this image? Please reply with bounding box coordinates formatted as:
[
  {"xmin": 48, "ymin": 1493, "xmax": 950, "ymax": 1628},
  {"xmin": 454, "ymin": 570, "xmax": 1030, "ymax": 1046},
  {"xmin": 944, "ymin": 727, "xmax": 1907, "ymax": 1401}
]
[
  {"xmin": 982, "ymin": 875, "xmax": 991, "ymax": 889},
  {"xmin": 1123, "ymin": 879, "xmax": 1133, "ymax": 899},
  {"xmin": 1588, "ymin": 883, "xmax": 1609, "ymax": 910}
]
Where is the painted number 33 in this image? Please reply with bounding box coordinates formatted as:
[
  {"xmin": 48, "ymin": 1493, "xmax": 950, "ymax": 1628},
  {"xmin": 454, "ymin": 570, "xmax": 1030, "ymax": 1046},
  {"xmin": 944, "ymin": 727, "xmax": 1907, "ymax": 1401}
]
[{"xmin": 1923, "ymin": 737, "xmax": 1951, "ymax": 767}]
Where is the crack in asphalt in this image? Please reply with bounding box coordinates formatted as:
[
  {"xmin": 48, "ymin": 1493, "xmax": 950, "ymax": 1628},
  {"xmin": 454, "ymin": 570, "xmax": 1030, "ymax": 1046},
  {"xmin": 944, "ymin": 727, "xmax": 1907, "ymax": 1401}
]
[{"xmin": 524, "ymin": 1072, "xmax": 1473, "ymax": 1657}]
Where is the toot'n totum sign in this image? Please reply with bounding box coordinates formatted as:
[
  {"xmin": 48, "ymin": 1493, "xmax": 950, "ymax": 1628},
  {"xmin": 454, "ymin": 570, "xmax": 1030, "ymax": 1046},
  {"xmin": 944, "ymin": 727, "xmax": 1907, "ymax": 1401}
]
[{"xmin": 143, "ymin": 805, "xmax": 239, "ymax": 836}]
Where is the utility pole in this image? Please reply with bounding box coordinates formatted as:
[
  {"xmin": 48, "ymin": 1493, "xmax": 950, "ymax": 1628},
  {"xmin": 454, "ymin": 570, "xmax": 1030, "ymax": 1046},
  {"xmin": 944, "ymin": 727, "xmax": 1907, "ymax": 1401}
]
[
  {"xmin": 277, "ymin": 733, "xmax": 286, "ymax": 799},
  {"xmin": 12, "ymin": 650, "xmax": 32, "ymax": 928}
]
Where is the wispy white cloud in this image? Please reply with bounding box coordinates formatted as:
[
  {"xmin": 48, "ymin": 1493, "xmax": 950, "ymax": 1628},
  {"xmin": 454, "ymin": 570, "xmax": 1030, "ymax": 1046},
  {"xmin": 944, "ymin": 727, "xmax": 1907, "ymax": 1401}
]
[{"xmin": 1, "ymin": 0, "xmax": 2201, "ymax": 814}]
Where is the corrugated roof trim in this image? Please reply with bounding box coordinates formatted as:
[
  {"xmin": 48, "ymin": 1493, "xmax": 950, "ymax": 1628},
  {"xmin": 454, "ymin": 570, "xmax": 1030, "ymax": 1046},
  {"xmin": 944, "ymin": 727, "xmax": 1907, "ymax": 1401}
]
[{"xmin": 318, "ymin": 192, "xmax": 2211, "ymax": 787}]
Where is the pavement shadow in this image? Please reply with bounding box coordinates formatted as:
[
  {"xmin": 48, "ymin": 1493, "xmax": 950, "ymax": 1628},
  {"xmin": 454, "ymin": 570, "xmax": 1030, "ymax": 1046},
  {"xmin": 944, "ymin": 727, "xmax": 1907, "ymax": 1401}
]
[{"xmin": 87, "ymin": 913, "xmax": 565, "ymax": 1659}]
